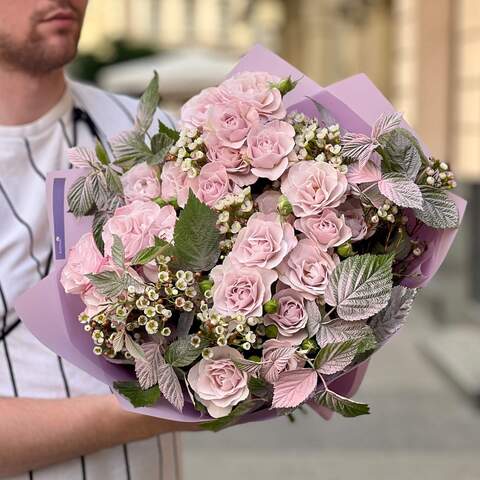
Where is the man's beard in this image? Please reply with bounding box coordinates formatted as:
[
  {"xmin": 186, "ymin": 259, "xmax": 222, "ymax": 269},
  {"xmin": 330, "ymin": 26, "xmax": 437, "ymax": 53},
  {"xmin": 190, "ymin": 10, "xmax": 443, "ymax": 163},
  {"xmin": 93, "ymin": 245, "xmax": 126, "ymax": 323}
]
[{"xmin": 0, "ymin": 1, "xmax": 83, "ymax": 75}]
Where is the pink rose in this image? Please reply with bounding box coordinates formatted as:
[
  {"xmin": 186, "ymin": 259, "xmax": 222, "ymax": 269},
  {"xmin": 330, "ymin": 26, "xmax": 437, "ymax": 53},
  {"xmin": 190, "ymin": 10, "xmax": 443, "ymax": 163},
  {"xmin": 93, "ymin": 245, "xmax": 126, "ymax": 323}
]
[
  {"xmin": 256, "ymin": 190, "xmax": 281, "ymax": 214},
  {"xmin": 246, "ymin": 120, "xmax": 295, "ymax": 180},
  {"xmin": 210, "ymin": 258, "xmax": 277, "ymax": 317},
  {"xmin": 294, "ymin": 209, "xmax": 352, "ymax": 251},
  {"xmin": 180, "ymin": 86, "xmax": 224, "ymax": 129},
  {"xmin": 160, "ymin": 161, "xmax": 192, "ymax": 208},
  {"xmin": 280, "ymin": 161, "xmax": 348, "ymax": 217},
  {"xmin": 206, "ymin": 137, "xmax": 256, "ymax": 186},
  {"xmin": 337, "ymin": 198, "xmax": 368, "ymax": 242},
  {"xmin": 206, "ymin": 102, "xmax": 258, "ymax": 149},
  {"xmin": 103, "ymin": 201, "xmax": 176, "ymax": 260},
  {"xmin": 277, "ymin": 238, "xmax": 337, "ymax": 300},
  {"xmin": 61, "ymin": 233, "xmax": 106, "ymax": 294},
  {"xmin": 121, "ymin": 162, "xmax": 161, "ymax": 203},
  {"xmin": 264, "ymin": 288, "xmax": 308, "ymax": 337},
  {"xmin": 193, "ymin": 162, "xmax": 231, "ymax": 207},
  {"xmin": 219, "ymin": 71, "xmax": 286, "ymax": 119},
  {"xmin": 187, "ymin": 346, "xmax": 249, "ymax": 418},
  {"xmin": 231, "ymin": 212, "xmax": 297, "ymax": 269},
  {"xmin": 80, "ymin": 286, "xmax": 107, "ymax": 317}
]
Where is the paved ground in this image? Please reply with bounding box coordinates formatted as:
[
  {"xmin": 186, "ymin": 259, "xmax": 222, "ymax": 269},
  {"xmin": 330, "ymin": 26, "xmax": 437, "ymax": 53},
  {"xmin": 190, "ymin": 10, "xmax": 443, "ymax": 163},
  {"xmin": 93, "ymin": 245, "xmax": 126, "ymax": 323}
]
[{"xmin": 182, "ymin": 300, "xmax": 480, "ymax": 480}]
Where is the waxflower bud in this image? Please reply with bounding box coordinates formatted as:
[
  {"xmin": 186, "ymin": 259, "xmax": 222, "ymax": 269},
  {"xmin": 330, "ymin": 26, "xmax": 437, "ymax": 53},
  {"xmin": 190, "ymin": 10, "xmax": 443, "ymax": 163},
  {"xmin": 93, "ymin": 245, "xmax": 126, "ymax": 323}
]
[{"xmin": 263, "ymin": 299, "xmax": 279, "ymax": 314}]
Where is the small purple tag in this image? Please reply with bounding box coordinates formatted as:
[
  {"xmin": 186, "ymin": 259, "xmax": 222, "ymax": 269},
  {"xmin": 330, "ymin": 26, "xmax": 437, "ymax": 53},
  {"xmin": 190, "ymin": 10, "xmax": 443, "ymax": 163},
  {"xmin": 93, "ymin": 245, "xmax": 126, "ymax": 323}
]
[{"xmin": 52, "ymin": 178, "xmax": 66, "ymax": 260}]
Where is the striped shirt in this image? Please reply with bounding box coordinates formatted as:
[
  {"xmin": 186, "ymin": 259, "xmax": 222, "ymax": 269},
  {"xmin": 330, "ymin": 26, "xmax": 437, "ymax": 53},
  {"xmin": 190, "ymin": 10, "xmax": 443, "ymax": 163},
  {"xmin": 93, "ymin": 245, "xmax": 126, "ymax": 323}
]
[{"xmin": 0, "ymin": 80, "xmax": 181, "ymax": 480}]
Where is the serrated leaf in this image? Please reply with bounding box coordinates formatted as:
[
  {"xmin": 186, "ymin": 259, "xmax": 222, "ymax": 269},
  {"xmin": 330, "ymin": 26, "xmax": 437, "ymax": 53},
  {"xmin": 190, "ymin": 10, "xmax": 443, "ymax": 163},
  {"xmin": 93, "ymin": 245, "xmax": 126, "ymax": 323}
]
[
  {"xmin": 92, "ymin": 210, "xmax": 109, "ymax": 255},
  {"xmin": 95, "ymin": 139, "xmax": 109, "ymax": 165},
  {"xmin": 157, "ymin": 362, "xmax": 184, "ymax": 411},
  {"xmin": 111, "ymin": 131, "xmax": 154, "ymax": 169},
  {"xmin": 130, "ymin": 241, "xmax": 170, "ymax": 265},
  {"xmin": 314, "ymin": 389, "xmax": 369, "ymax": 417},
  {"xmin": 113, "ymin": 381, "xmax": 161, "ymax": 408},
  {"xmin": 306, "ymin": 300, "xmax": 322, "ymax": 337},
  {"xmin": 158, "ymin": 119, "xmax": 180, "ymax": 141},
  {"xmin": 164, "ymin": 335, "xmax": 208, "ymax": 367},
  {"xmin": 124, "ymin": 334, "xmax": 146, "ymax": 361},
  {"xmin": 111, "ymin": 234, "xmax": 125, "ymax": 268},
  {"xmin": 149, "ymin": 133, "xmax": 174, "ymax": 166},
  {"xmin": 272, "ymin": 368, "xmax": 317, "ymax": 409},
  {"xmin": 234, "ymin": 358, "xmax": 264, "ymax": 375},
  {"xmin": 325, "ymin": 254, "xmax": 394, "ymax": 321},
  {"xmin": 370, "ymin": 286, "xmax": 417, "ymax": 345},
  {"xmin": 135, "ymin": 72, "xmax": 160, "ymax": 133},
  {"xmin": 414, "ymin": 186, "xmax": 459, "ymax": 229},
  {"xmin": 313, "ymin": 338, "xmax": 361, "ymax": 374},
  {"xmin": 261, "ymin": 346, "xmax": 297, "ymax": 383},
  {"xmin": 247, "ymin": 376, "xmax": 272, "ymax": 399},
  {"xmin": 90, "ymin": 171, "xmax": 109, "ymax": 210},
  {"xmin": 341, "ymin": 133, "xmax": 377, "ymax": 168},
  {"xmin": 86, "ymin": 270, "xmax": 125, "ymax": 297},
  {"xmin": 199, "ymin": 399, "xmax": 265, "ymax": 432},
  {"xmin": 68, "ymin": 146, "xmax": 97, "ymax": 168},
  {"xmin": 316, "ymin": 320, "xmax": 371, "ymax": 348},
  {"xmin": 112, "ymin": 330, "xmax": 125, "ymax": 354},
  {"xmin": 378, "ymin": 173, "xmax": 423, "ymax": 209},
  {"xmin": 372, "ymin": 112, "xmax": 403, "ymax": 139},
  {"xmin": 135, "ymin": 342, "xmax": 164, "ymax": 390},
  {"xmin": 67, "ymin": 175, "xmax": 95, "ymax": 217},
  {"xmin": 105, "ymin": 165, "xmax": 124, "ymax": 195},
  {"xmin": 176, "ymin": 311, "xmax": 194, "ymax": 338},
  {"xmin": 173, "ymin": 190, "xmax": 221, "ymax": 272}
]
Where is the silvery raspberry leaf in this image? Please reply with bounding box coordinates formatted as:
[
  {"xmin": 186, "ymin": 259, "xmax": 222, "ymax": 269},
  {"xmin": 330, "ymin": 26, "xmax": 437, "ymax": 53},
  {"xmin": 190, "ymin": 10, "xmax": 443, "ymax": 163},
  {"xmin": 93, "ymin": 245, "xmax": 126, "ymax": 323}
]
[
  {"xmin": 347, "ymin": 160, "xmax": 382, "ymax": 184},
  {"xmin": 272, "ymin": 368, "xmax": 318, "ymax": 409},
  {"xmin": 149, "ymin": 132, "xmax": 174, "ymax": 166},
  {"xmin": 90, "ymin": 171, "xmax": 109, "ymax": 210},
  {"xmin": 135, "ymin": 71, "xmax": 160, "ymax": 134},
  {"xmin": 176, "ymin": 311, "xmax": 195, "ymax": 338},
  {"xmin": 158, "ymin": 119, "xmax": 180, "ymax": 142},
  {"xmin": 247, "ymin": 377, "xmax": 272, "ymax": 399},
  {"xmin": 135, "ymin": 342, "xmax": 164, "ymax": 390},
  {"xmin": 111, "ymin": 234, "xmax": 125, "ymax": 269},
  {"xmin": 67, "ymin": 174, "xmax": 94, "ymax": 217},
  {"xmin": 157, "ymin": 363, "xmax": 184, "ymax": 411},
  {"xmin": 378, "ymin": 173, "xmax": 423, "ymax": 209},
  {"xmin": 414, "ymin": 186, "xmax": 459, "ymax": 229},
  {"xmin": 305, "ymin": 300, "xmax": 322, "ymax": 337},
  {"xmin": 111, "ymin": 131, "xmax": 154, "ymax": 170},
  {"xmin": 112, "ymin": 330, "xmax": 125, "ymax": 354},
  {"xmin": 199, "ymin": 399, "xmax": 265, "ymax": 432},
  {"xmin": 341, "ymin": 133, "xmax": 377, "ymax": 168},
  {"xmin": 314, "ymin": 389, "xmax": 370, "ymax": 417},
  {"xmin": 164, "ymin": 334, "xmax": 209, "ymax": 368},
  {"xmin": 67, "ymin": 146, "xmax": 97, "ymax": 168},
  {"xmin": 124, "ymin": 334, "xmax": 146, "ymax": 361},
  {"xmin": 261, "ymin": 345, "xmax": 297, "ymax": 383},
  {"xmin": 105, "ymin": 165, "xmax": 124, "ymax": 196},
  {"xmin": 234, "ymin": 358, "xmax": 264, "ymax": 375},
  {"xmin": 360, "ymin": 183, "xmax": 388, "ymax": 209},
  {"xmin": 316, "ymin": 320, "xmax": 371, "ymax": 348},
  {"xmin": 86, "ymin": 271, "xmax": 125, "ymax": 297},
  {"xmin": 325, "ymin": 254, "xmax": 394, "ymax": 321},
  {"xmin": 313, "ymin": 338, "xmax": 363, "ymax": 374},
  {"xmin": 370, "ymin": 286, "xmax": 417, "ymax": 346},
  {"xmin": 92, "ymin": 210, "xmax": 109, "ymax": 255},
  {"xmin": 130, "ymin": 240, "xmax": 171, "ymax": 266},
  {"xmin": 173, "ymin": 190, "xmax": 221, "ymax": 272},
  {"xmin": 371, "ymin": 112, "xmax": 403, "ymax": 139},
  {"xmin": 113, "ymin": 381, "xmax": 161, "ymax": 408}
]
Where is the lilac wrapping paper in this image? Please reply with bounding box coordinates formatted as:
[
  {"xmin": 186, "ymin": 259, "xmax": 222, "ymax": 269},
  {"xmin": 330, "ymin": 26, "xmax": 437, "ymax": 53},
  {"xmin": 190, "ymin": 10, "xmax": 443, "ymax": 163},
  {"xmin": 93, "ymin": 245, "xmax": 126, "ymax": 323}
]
[{"xmin": 14, "ymin": 45, "xmax": 464, "ymax": 424}]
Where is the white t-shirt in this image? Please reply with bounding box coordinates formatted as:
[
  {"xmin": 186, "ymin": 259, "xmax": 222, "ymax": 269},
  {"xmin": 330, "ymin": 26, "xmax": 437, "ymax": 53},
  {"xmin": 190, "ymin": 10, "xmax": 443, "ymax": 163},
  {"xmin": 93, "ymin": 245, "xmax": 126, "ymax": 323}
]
[{"xmin": 0, "ymin": 80, "xmax": 181, "ymax": 480}]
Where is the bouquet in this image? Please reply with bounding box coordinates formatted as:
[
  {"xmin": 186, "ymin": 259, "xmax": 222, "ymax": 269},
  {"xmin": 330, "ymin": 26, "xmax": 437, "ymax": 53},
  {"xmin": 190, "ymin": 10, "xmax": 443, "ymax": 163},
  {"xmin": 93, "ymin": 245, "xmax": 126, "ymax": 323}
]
[{"xmin": 16, "ymin": 46, "xmax": 466, "ymax": 431}]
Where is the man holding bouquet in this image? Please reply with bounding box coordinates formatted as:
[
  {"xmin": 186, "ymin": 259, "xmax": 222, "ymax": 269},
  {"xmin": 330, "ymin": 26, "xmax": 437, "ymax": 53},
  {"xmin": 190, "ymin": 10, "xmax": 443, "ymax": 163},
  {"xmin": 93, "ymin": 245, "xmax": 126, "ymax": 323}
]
[{"xmin": 0, "ymin": 1, "xmax": 193, "ymax": 479}]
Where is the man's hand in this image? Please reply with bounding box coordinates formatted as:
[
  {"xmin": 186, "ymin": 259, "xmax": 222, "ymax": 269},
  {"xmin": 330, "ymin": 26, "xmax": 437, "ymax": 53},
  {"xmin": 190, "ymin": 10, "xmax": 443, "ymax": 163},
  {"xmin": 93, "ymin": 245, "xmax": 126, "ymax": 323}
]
[{"xmin": 0, "ymin": 395, "xmax": 198, "ymax": 478}]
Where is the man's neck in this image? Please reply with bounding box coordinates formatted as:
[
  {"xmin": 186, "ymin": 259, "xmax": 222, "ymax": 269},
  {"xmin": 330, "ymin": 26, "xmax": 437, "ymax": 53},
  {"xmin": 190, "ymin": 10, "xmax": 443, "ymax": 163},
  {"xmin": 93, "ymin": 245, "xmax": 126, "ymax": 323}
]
[{"xmin": 0, "ymin": 66, "xmax": 66, "ymax": 126}]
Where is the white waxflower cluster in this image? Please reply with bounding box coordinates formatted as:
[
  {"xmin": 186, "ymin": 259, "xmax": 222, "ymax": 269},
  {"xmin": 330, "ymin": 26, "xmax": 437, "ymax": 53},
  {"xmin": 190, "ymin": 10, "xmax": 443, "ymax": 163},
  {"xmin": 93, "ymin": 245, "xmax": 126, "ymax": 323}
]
[
  {"xmin": 424, "ymin": 158, "xmax": 456, "ymax": 189},
  {"xmin": 370, "ymin": 199, "xmax": 400, "ymax": 225},
  {"xmin": 168, "ymin": 127, "xmax": 207, "ymax": 178},
  {"xmin": 287, "ymin": 111, "xmax": 347, "ymax": 173}
]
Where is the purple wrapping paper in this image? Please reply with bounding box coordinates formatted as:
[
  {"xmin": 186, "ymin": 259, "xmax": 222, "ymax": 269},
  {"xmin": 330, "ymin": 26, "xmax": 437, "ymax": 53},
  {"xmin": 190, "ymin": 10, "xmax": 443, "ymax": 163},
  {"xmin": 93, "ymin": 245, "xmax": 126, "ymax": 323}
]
[{"xmin": 14, "ymin": 45, "xmax": 465, "ymax": 424}]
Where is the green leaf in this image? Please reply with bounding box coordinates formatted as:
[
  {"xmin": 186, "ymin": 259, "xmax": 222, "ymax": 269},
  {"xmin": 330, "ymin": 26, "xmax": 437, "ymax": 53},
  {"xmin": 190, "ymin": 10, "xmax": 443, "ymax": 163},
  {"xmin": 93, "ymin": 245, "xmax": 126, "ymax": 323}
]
[
  {"xmin": 92, "ymin": 210, "xmax": 109, "ymax": 255},
  {"xmin": 112, "ymin": 132, "xmax": 155, "ymax": 169},
  {"xmin": 95, "ymin": 139, "xmax": 110, "ymax": 165},
  {"xmin": 149, "ymin": 133, "xmax": 174, "ymax": 166},
  {"xmin": 164, "ymin": 335, "xmax": 209, "ymax": 368},
  {"xmin": 314, "ymin": 389, "xmax": 370, "ymax": 417},
  {"xmin": 324, "ymin": 254, "xmax": 394, "ymax": 321},
  {"xmin": 111, "ymin": 234, "xmax": 125, "ymax": 268},
  {"xmin": 86, "ymin": 270, "xmax": 125, "ymax": 297},
  {"xmin": 90, "ymin": 171, "xmax": 109, "ymax": 210},
  {"xmin": 199, "ymin": 399, "xmax": 265, "ymax": 432},
  {"xmin": 130, "ymin": 240, "xmax": 170, "ymax": 265},
  {"xmin": 313, "ymin": 338, "xmax": 362, "ymax": 374},
  {"xmin": 113, "ymin": 381, "xmax": 161, "ymax": 408},
  {"xmin": 413, "ymin": 186, "xmax": 459, "ymax": 229},
  {"xmin": 105, "ymin": 165, "xmax": 124, "ymax": 196},
  {"xmin": 247, "ymin": 377, "xmax": 272, "ymax": 399},
  {"xmin": 67, "ymin": 175, "xmax": 95, "ymax": 217},
  {"xmin": 158, "ymin": 119, "xmax": 180, "ymax": 141},
  {"xmin": 173, "ymin": 190, "xmax": 221, "ymax": 272},
  {"xmin": 135, "ymin": 72, "xmax": 160, "ymax": 133}
]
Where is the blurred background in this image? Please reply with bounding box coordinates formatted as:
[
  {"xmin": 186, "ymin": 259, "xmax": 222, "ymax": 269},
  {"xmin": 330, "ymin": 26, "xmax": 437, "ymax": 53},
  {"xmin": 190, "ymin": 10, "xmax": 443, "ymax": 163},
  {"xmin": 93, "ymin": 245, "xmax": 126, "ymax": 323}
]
[{"xmin": 71, "ymin": 1, "xmax": 480, "ymax": 478}]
